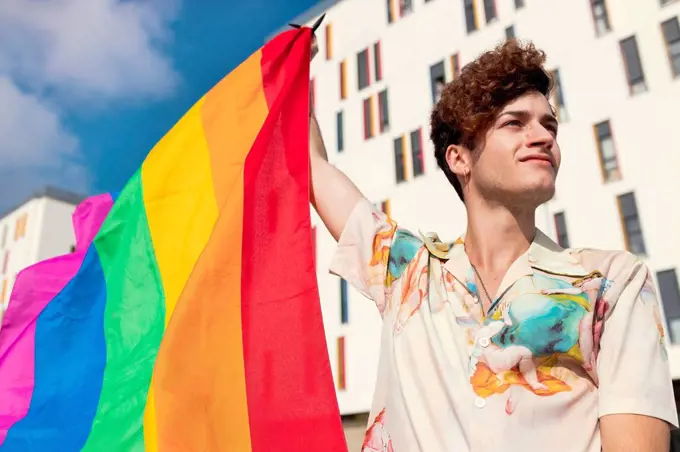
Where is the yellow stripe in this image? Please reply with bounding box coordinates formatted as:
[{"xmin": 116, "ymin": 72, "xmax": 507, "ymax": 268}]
[{"xmin": 140, "ymin": 97, "xmax": 220, "ymax": 450}]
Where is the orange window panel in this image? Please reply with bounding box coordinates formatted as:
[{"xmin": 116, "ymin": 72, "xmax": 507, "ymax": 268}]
[
  {"xmin": 325, "ymin": 23, "xmax": 333, "ymax": 60},
  {"xmin": 337, "ymin": 336, "xmax": 346, "ymax": 390},
  {"xmin": 381, "ymin": 200, "xmax": 391, "ymax": 217},
  {"xmin": 339, "ymin": 60, "xmax": 347, "ymax": 100}
]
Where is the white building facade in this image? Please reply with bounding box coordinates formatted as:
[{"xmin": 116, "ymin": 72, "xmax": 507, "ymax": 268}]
[
  {"xmin": 0, "ymin": 187, "xmax": 84, "ymax": 314},
  {"xmin": 292, "ymin": 0, "xmax": 680, "ymax": 420}
]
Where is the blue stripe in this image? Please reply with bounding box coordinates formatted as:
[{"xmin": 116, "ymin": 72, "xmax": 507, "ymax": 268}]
[{"xmin": 1, "ymin": 246, "xmax": 108, "ymax": 451}]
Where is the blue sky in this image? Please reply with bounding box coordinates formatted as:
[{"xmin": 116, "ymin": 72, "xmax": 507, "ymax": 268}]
[{"xmin": 0, "ymin": 0, "xmax": 321, "ymax": 211}]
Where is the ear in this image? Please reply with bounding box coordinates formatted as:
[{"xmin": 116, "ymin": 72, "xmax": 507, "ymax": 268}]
[{"xmin": 445, "ymin": 144, "xmax": 471, "ymax": 177}]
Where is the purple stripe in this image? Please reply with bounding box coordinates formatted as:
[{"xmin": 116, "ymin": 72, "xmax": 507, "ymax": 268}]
[{"xmin": 0, "ymin": 193, "xmax": 114, "ymax": 444}]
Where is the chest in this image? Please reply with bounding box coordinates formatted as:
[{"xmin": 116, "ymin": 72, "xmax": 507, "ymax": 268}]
[{"xmin": 388, "ymin": 259, "xmax": 607, "ymax": 404}]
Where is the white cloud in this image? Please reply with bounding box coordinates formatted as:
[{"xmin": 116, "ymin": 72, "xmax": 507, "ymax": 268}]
[
  {"xmin": 0, "ymin": 0, "xmax": 180, "ymax": 210},
  {"xmin": 0, "ymin": 0, "xmax": 180, "ymax": 102},
  {"xmin": 0, "ymin": 77, "xmax": 78, "ymax": 167},
  {"xmin": 0, "ymin": 76, "xmax": 89, "ymax": 210}
]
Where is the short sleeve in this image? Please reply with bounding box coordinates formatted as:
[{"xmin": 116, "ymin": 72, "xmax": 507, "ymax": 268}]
[
  {"xmin": 596, "ymin": 254, "xmax": 679, "ymax": 427},
  {"xmin": 329, "ymin": 199, "xmax": 422, "ymax": 315}
]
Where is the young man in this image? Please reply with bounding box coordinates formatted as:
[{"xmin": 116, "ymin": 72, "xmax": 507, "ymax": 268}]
[{"xmin": 309, "ymin": 40, "xmax": 678, "ymax": 451}]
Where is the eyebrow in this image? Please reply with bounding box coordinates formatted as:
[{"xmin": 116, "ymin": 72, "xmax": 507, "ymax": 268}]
[{"xmin": 499, "ymin": 109, "xmax": 559, "ymax": 129}]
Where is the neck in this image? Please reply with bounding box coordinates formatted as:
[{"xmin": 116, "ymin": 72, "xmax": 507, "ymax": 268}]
[{"xmin": 463, "ymin": 198, "xmax": 536, "ymax": 272}]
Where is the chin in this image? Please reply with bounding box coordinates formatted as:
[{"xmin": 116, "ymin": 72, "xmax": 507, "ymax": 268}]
[
  {"xmin": 509, "ymin": 179, "xmax": 555, "ymax": 208},
  {"xmin": 525, "ymin": 183, "xmax": 555, "ymax": 205}
]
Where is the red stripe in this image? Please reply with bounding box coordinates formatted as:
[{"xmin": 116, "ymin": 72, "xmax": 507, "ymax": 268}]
[{"xmin": 242, "ymin": 28, "xmax": 346, "ymax": 451}]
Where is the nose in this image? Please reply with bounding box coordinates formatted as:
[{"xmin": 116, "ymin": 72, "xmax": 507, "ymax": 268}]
[{"xmin": 525, "ymin": 122, "xmax": 554, "ymax": 149}]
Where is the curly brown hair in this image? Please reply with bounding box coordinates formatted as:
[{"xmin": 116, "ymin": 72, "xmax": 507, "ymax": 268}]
[{"xmin": 430, "ymin": 39, "xmax": 553, "ymax": 202}]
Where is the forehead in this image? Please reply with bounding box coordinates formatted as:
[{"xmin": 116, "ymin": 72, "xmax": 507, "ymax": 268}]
[{"xmin": 499, "ymin": 91, "xmax": 553, "ymax": 115}]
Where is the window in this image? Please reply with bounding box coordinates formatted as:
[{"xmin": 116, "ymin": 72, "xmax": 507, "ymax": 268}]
[
  {"xmin": 551, "ymin": 69, "xmax": 569, "ymax": 121},
  {"xmin": 336, "ymin": 111, "xmax": 344, "ymax": 152},
  {"xmin": 451, "ymin": 53, "xmax": 460, "ymax": 79},
  {"xmin": 553, "ymin": 212, "xmax": 570, "ymax": 248},
  {"xmin": 464, "ymin": 0, "xmax": 478, "ymax": 33},
  {"xmin": 662, "ymin": 17, "xmax": 680, "ymax": 77},
  {"xmin": 378, "ymin": 89, "xmax": 390, "ymax": 133},
  {"xmin": 309, "ymin": 77, "xmax": 315, "ymax": 113},
  {"xmin": 339, "ymin": 60, "xmax": 347, "ymax": 100},
  {"xmin": 483, "ymin": 0, "xmax": 497, "ymax": 22},
  {"xmin": 2, "ymin": 250, "xmax": 8, "ymax": 274},
  {"xmin": 13, "ymin": 214, "xmax": 26, "ymax": 241},
  {"xmin": 514, "ymin": 0, "xmax": 525, "ymax": 8},
  {"xmin": 387, "ymin": 0, "xmax": 396, "ymax": 23},
  {"xmin": 337, "ymin": 336, "xmax": 346, "ymax": 390},
  {"xmin": 324, "ymin": 23, "xmax": 333, "ymax": 60},
  {"xmin": 658, "ymin": 269, "xmax": 680, "ymax": 343},
  {"xmin": 340, "ymin": 279, "xmax": 349, "ymax": 324},
  {"xmin": 357, "ymin": 49, "xmax": 370, "ymax": 90},
  {"xmin": 400, "ymin": 0, "xmax": 413, "ymax": 17},
  {"xmin": 0, "ymin": 279, "xmax": 6, "ymax": 304},
  {"xmin": 620, "ymin": 35, "xmax": 647, "ymax": 95},
  {"xmin": 381, "ymin": 200, "xmax": 391, "ymax": 217},
  {"xmin": 594, "ymin": 120, "xmax": 621, "ymax": 182},
  {"xmin": 394, "ymin": 136, "xmax": 407, "ymax": 183},
  {"xmin": 410, "ymin": 128, "xmax": 424, "ymax": 177},
  {"xmin": 505, "ymin": 25, "xmax": 516, "ymax": 40},
  {"xmin": 363, "ymin": 97, "xmax": 375, "ymax": 139},
  {"xmin": 1, "ymin": 225, "xmax": 6, "ymax": 247},
  {"xmin": 591, "ymin": 0, "xmax": 611, "ymax": 36},
  {"xmin": 374, "ymin": 41, "xmax": 383, "ymax": 82},
  {"xmin": 430, "ymin": 61, "xmax": 446, "ymax": 104},
  {"xmin": 617, "ymin": 192, "xmax": 646, "ymax": 255}
]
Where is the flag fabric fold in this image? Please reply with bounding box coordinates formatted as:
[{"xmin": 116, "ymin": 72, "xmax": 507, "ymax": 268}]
[{"xmin": 0, "ymin": 26, "xmax": 346, "ymax": 452}]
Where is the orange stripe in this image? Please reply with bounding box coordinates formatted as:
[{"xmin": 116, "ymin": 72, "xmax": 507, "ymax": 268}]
[{"xmin": 152, "ymin": 49, "xmax": 269, "ymax": 451}]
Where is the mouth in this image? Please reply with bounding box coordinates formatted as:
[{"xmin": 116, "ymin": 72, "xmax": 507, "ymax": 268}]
[{"xmin": 519, "ymin": 155, "xmax": 554, "ymax": 168}]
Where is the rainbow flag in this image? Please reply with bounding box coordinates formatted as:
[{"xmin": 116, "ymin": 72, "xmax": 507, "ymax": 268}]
[{"xmin": 0, "ymin": 26, "xmax": 346, "ymax": 451}]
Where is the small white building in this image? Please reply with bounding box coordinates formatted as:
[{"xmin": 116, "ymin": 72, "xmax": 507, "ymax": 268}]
[
  {"xmin": 286, "ymin": 0, "xmax": 680, "ymax": 426},
  {"xmin": 0, "ymin": 187, "xmax": 85, "ymax": 313}
]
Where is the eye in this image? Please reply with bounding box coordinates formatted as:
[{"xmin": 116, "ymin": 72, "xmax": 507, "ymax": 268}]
[{"xmin": 503, "ymin": 119, "xmax": 522, "ymax": 128}]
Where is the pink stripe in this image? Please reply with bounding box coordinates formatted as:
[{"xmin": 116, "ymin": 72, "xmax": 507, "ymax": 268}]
[{"xmin": 0, "ymin": 194, "xmax": 113, "ymax": 443}]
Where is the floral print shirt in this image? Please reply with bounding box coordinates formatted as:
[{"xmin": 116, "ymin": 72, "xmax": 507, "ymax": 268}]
[{"xmin": 329, "ymin": 199, "xmax": 678, "ymax": 452}]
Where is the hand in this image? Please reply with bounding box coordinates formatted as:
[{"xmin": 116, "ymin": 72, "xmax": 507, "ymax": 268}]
[{"xmin": 311, "ymin": 36, "xmax": 319, "ymax": 61}]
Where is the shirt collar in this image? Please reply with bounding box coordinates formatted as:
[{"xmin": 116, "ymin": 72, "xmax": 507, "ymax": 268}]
[{"xmin": 419, "ymin": 228, "xmax": 587, "ymax": 299}]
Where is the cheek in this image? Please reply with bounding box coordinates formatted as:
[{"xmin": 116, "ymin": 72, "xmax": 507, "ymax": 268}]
[{"xmin": 474, "ymin": 149, "xmax": 509, "ymax": 183}]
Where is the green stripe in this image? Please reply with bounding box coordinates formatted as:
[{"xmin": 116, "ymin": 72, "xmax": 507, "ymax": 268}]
[{"xmin": 81, "ymin": 170, "xmax": 166, "ymax": 451}]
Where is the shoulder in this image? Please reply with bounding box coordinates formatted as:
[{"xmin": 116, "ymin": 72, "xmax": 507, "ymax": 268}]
[
  {"xmin": 570, "ymin": 247, "xmax": 651, "ymax": 298},
  {"xmin": 570, "ymin": 247, "xmax": 645, "ymax": 276},
  {"xmin": 387, "ymin": 228, "xmax": 425, "ymax": 281}
]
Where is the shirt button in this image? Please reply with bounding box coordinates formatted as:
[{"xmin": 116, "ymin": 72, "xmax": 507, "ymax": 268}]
[
  {"xmin": 478, "ymin": 337, "xmax": 490, "ymax": 348},
  {"xmin": 475, "ymin": 397, "xmax": 486, "ymax": 409}
]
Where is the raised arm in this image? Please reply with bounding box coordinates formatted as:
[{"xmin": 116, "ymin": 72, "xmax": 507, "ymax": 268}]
[
  {"xmin": 309, "ymin": 114, "xmax": 364, "ymax": 241},
  {"xmin": 306, "ymin": 35, "xmax": 365, "ymax": 240}
]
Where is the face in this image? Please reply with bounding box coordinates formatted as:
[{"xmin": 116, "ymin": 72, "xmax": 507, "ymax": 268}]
[{"xmin": 446, "ymin": 90, "xmax": 560, "ymax": 210}]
